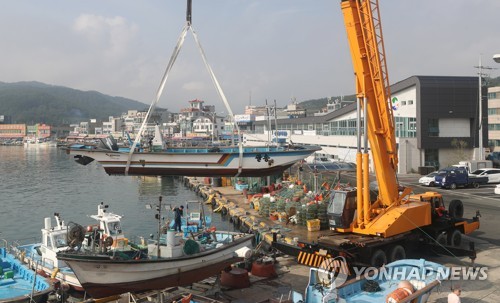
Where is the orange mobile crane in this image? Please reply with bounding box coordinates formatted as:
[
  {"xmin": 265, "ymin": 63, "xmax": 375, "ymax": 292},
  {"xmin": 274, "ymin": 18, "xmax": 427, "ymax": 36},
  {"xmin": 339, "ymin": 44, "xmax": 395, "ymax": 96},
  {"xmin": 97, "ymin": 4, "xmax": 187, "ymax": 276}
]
[{"xmin": 273, "ymin": 0, "xmax": 480, "ymax": 267}]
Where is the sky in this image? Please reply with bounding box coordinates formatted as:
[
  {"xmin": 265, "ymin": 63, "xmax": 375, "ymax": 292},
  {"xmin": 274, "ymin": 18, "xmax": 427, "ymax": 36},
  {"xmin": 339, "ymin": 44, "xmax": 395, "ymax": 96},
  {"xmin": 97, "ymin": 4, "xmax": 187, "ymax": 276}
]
[{"xmin": 0, "ymin": 1, "xmax": 499, "ymax": 114}]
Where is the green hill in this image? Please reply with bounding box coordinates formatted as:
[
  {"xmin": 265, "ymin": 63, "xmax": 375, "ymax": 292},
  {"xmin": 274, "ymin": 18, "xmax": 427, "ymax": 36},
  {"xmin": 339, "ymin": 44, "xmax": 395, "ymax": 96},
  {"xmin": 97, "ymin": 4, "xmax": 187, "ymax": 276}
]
[{"xmin": 0, "ymin": 81, "xmax": 148, "ymax": 125}]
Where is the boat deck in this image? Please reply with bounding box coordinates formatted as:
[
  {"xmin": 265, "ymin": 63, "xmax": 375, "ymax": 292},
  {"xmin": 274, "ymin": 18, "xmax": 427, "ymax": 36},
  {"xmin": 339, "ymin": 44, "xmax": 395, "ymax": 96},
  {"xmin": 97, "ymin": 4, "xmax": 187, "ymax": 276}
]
[{"xmin": 0, "ymin": 247, "xmax": 52, "ymax": 300}]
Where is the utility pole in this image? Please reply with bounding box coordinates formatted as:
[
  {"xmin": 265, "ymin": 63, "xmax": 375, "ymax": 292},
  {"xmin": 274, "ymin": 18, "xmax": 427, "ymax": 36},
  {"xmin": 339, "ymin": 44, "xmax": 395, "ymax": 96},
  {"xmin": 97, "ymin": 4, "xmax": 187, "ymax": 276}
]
[{"xmin": 474, "ymin": 55, "xmax": 495, "ymax": 160}]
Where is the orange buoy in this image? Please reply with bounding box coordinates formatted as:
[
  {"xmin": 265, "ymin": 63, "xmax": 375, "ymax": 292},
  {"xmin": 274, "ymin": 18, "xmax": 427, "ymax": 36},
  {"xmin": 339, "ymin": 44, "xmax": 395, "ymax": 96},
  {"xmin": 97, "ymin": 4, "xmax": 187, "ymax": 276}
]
[
  {"xmin": 181, "ymin": 293, "xmax": 193, "ymax": 303},
  {"xmin": 251, "ymin": 260, "xmax": 277, "ymax": 278},
  {"xmin": 221, "ymin": 267, "xmax": 250, "ymax": 289},
  {"xmin": 386, "ymin": 287, "xmax": 412, "ymax": 303}
]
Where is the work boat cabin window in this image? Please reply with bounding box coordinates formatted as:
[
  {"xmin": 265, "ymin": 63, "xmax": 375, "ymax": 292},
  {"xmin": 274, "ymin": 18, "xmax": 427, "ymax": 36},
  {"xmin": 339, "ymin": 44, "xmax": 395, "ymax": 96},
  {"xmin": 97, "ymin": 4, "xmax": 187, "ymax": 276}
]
[
  {"xmin": 329, "ymin": 192, "xmax": 347, "ymax": 215},
  {"xmin": 52, "ymin": 233, "xmax": 68, "ymax": 248},
  {"xmin": 107, "ymin": 221, "xmax": 122, "ymax": 235}
]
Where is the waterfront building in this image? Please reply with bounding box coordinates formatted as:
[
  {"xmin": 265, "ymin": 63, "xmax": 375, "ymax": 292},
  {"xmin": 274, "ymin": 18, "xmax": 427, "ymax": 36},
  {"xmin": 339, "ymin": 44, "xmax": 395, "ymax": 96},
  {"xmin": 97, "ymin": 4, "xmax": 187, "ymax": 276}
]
[
  {"xmin": 247, "ymin": 76, "xmax": 486, "ymax": 174},
  {"xmin": 0, "ymin": 123, "xmax": 26, "ymax": 139}
]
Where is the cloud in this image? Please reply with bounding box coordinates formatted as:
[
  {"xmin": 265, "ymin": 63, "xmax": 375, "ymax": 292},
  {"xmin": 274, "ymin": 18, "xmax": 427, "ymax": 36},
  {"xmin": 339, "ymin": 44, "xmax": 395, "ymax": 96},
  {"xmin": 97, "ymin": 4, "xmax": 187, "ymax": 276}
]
[
  {"xmin": 182, "ymin": 81, "xmax": 208, "ymax": 92},
  {"xmin": 73, "ymin": 14, "xmax": 138, "ymax": 57}
]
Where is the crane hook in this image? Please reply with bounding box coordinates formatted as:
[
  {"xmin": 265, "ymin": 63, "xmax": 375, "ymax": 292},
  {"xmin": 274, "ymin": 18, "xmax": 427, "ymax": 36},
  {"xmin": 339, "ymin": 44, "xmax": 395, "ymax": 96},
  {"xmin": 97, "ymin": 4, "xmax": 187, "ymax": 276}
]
[{"xmin": 186, "ymin": 0, "xmax": 192, "ymax": 25}]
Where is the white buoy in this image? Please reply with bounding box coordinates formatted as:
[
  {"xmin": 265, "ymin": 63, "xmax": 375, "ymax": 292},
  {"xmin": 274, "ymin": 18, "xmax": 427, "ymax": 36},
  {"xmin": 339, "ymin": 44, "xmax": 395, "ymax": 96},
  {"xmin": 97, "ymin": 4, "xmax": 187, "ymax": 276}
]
[
  {"xmin": 235, "ymin": 246, "xmax": 252, "ymax": 259},
  {"xmin": 166, "ymin": 230, "xmax": 176, "ymax": 246}
]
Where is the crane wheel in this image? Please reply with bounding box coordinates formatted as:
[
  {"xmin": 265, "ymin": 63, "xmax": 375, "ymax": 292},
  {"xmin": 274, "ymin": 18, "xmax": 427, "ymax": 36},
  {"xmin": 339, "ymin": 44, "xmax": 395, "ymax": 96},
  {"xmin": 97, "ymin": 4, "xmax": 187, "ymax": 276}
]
[
  {"xmin": 389, "ymin": 245, "xmax": 406, "ymax": 262},
  {"xmin": 448, "ymin": 200, "xmax": 464, "ymax": 218},
  {"xmin": 370, "ymin": 249, "xmax": 387, "ymax": 267},
  {"xmin": 435, "ymin": 233, "xmax": 447, "ymax": 246},
  {"xmin": 447, "ymin": 230, "xmax": 462, "ymax": 247}
]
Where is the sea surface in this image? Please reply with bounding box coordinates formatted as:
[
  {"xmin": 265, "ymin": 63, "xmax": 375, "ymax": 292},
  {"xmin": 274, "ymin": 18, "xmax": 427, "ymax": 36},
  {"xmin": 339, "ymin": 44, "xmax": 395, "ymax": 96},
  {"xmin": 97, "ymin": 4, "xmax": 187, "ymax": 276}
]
[{"xmin": 0, "ymin": 145, "xmax": 230, "ymax": 244}]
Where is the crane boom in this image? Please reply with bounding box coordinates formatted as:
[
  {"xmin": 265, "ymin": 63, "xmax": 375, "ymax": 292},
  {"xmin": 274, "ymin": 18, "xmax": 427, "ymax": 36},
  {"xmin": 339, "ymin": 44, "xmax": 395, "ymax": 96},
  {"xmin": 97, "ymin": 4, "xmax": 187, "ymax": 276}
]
[
  {"xmin": 329, "ymin": 0, "xmax": 431, "ymax": 237},
  {"xmin": 341, "ymin": 0, "xmax": 398, "ymax": 207}
]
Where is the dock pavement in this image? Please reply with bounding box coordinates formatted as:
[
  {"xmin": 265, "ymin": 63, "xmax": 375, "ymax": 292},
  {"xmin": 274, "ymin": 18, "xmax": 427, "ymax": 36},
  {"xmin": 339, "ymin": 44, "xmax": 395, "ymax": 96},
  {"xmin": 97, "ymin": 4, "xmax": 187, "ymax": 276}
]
[{"xmin": 188, "ymin": 179, "xmax": 500, "ymax": 303}]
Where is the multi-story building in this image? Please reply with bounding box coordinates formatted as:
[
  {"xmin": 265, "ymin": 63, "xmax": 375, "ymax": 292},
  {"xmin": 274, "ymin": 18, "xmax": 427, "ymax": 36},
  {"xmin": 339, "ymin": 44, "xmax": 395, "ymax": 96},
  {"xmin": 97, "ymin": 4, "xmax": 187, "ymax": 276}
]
[
  {"xmin": 248, "ymin": 76, "xmax": 486, "ymax": 174},
  {"xmin": 488, "ymin": 86, "xmax": 500, "ymax": 151},
  {"xmin": 0, "ymin": 124, "xmax": 26, "ymax": 139}
]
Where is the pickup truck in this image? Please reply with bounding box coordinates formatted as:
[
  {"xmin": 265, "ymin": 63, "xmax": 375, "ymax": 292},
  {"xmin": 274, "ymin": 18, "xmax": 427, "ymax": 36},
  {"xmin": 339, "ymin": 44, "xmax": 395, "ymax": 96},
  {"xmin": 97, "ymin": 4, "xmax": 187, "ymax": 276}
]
[{"xmin": 434, "ymin": 167, "xmax": 489, "ymax": 189}]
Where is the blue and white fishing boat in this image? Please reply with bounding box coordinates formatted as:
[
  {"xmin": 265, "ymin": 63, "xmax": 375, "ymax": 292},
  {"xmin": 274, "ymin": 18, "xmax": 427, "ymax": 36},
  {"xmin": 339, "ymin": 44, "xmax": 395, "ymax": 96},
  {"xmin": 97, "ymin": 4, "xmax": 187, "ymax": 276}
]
[
  {"xmin": 302, "ymin": 258, "xmax": 449, "ymax": 303},
  {"xmin": 0, "ymin": 244, "xmax": 54, "ymax": 303},
  {"xmin": 13, "ymin": 203, "xmax": 144, "ymax": 293},
  {"xmin": 67, "ymin": 124, "xmax": 320, "ymax": 177}
]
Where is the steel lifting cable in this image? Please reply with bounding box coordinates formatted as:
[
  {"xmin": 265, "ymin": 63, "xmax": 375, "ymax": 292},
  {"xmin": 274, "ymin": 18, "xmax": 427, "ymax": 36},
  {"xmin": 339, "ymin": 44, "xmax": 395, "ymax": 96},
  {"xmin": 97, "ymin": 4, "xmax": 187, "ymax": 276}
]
[
  {"xmin": 190, "ymin": 25, "xmax": 244, "ymax": 177},
  {"xmin": 125, "ymin": 25, "xmax": 189, "ymax": 175}
]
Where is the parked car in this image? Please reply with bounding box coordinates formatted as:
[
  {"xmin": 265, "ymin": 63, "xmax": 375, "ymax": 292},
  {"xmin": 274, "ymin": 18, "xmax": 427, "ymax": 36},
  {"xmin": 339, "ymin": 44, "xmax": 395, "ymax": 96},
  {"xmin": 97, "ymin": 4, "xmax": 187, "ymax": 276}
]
[
  {"xmin": 418, "ymin": 171, "xmax": 439, "ymax": 187},
  {"xmin": 469, "ymin": 168, "xmax": 500, "ymax": 183},
  {"xmin": 495, "ymin": 184, "xmax": 500, "ymax": 195}
]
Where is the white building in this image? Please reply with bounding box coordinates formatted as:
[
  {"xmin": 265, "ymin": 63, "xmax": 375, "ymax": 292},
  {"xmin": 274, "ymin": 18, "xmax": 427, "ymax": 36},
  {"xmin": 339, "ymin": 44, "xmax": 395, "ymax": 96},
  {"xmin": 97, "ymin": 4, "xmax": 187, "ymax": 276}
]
[{"xmin": 248, "ymin": 76, "xmax": 486, "ymax": 174}]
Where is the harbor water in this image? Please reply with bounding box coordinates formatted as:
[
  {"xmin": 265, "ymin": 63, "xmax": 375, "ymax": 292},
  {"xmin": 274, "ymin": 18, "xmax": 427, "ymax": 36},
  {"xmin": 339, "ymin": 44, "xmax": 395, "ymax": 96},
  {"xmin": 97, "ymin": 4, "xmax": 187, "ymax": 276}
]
[{"xmin": 0, "ymin": 145, "xmax": 231, "ymax": 244}]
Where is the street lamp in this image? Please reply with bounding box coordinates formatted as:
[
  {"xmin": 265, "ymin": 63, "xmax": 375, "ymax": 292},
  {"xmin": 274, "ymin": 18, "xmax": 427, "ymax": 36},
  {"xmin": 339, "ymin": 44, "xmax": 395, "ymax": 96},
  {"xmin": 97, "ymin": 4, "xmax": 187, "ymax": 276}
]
[
  {"xmin": 493, "ymin": 54, "xmax": 500, "ymax": 63},
  {"xmin": 474, "ymin": 55, "xmax": 494, "ymax": 160}
]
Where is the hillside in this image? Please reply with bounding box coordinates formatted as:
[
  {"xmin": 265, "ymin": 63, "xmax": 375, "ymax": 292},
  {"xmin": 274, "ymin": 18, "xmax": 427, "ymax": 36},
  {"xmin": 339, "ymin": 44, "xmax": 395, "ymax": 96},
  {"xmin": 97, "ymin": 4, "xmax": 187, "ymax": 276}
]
[
  {"xmin": 0, "ymin": 81, "xmax": 148, "ymax": 125},
  {"xmin": 300, "ymin": 95, "xmax": 356, "ymax": 114}
]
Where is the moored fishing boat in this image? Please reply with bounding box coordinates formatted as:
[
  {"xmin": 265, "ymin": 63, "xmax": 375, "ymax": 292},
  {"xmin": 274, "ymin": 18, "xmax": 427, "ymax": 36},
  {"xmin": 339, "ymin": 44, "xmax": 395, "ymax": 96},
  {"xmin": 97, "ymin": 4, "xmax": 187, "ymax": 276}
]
[
  {"xmin": 13, "ymin": 203, "xmax": 145, "ymax": 292},
  {"xmin": 0, "ymin": 244, "xmax": 54, "ymax": 303},
  {"xmin": 57, "ymin": 231, "xmax": 254, "ymax": 298}
]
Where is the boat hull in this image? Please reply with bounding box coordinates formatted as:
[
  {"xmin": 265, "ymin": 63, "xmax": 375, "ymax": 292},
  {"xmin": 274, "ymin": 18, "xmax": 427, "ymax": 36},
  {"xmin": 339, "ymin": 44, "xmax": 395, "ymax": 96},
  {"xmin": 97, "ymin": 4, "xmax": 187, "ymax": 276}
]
[
  {"xmin": 67, "ymin": 145, "xmax": 321, "ymax": 177},
  {"xmin": 79, "ymin": 255, "xmax": 241, "ymax": 298},
  {"xmin": 58, "ymin": 233, "xmax": 253, "ymax": 298}
]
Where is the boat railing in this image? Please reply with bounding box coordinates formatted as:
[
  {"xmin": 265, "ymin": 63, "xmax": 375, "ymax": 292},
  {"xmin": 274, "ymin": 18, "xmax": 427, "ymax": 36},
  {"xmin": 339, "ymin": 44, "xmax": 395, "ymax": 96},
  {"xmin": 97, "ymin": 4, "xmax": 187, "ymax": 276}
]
[
  {"xmin": 11, "ymin": 236, "xmax": 39, "ymax": 248},
  {"xmin": 0, "ymin": 238, "xmax": 8, "ymax": 252}
]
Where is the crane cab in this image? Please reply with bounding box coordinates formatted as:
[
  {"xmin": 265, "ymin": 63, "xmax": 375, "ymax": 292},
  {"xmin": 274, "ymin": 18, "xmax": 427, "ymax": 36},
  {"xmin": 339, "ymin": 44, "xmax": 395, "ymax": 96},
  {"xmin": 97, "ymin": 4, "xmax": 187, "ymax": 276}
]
[{"xmin": 327, "ymin": 189, "xmax": 357, "ymax": 229}]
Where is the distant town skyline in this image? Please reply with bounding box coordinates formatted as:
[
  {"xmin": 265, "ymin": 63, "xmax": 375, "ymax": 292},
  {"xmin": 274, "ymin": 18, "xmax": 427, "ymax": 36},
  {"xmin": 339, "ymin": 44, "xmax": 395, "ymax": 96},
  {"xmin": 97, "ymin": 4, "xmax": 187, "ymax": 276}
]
[{"xmin": 0, "ymin": 1, "xmax": 499, "ymax": 113}]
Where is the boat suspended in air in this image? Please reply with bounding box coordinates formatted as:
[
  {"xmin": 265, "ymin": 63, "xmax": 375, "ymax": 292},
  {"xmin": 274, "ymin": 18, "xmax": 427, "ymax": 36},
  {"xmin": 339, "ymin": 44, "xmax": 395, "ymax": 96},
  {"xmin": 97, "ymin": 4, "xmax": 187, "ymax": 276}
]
[
  {"xmin": 67, "ymin": 126, "xmax": 320, "ymax": 177},
  {"xmin": 64, "ymin": 0, "xmax": 320, "ymax": 178}
]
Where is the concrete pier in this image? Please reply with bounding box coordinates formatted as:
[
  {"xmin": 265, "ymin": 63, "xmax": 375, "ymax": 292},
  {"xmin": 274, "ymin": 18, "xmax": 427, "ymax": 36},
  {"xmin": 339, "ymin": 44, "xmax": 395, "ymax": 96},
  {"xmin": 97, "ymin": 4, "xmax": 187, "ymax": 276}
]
[{"xmin": 184, "ymin": 176, "xmax": 500, "ymax": 303}]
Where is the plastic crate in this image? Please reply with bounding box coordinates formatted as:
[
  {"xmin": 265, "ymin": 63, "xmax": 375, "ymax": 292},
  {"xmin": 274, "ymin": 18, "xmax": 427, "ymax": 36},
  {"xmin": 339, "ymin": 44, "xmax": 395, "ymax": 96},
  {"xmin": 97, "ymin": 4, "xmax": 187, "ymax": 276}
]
[{"xmin": 307, "ymin": 219, "xmax": 320, "ymax": 231}]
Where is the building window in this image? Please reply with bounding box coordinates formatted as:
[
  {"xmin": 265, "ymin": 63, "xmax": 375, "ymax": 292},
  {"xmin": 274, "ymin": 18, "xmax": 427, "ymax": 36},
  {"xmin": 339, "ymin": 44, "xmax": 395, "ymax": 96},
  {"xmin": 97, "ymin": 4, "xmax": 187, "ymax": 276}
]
[
  {"xmin": 408, "ymin": 100, "xmax": 414, "ymax": 105},
  {"xmin": 424, "ymin": 149, "xmax": 439, "ymax": 169},
  {"xmin": 428, "ymin": 118, "xmax": 439, "ymax": 137},
  {"xmin": 488, "ymin": 92, "xmax": 497, "ymax": 99},
  {"xmin": 401, "ymin": 101, "xmax": 407, "ymax": 106}
]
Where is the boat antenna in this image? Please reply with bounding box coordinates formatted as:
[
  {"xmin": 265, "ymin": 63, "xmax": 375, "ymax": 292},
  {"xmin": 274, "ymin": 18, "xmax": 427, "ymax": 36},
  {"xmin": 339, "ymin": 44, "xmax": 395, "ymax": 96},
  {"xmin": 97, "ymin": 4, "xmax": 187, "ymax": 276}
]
[
  {"xmin": 158, "ymin": 196, "xmax": 163, "ymax": 258},
  {"xmin": 274, "ymin": 99, "xmax": 278, "ymax": 147}
]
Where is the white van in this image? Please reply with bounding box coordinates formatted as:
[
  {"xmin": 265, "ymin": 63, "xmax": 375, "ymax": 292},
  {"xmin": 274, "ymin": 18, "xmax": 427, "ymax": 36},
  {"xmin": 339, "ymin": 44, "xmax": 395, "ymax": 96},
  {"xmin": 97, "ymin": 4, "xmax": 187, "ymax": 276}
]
[{"xmin": 469, "ymin": 168, "xmax": 500, "ymax": 183}]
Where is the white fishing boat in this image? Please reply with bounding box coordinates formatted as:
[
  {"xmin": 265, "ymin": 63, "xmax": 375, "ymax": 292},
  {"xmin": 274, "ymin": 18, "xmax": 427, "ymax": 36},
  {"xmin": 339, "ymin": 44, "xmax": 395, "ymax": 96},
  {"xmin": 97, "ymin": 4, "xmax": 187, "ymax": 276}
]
[
  {"xmin": 57, "ymin": 231, "xmax": 254, "ymax": 299},
  {"xmin": 67, "ymin": 128, "xmax": 320, "ymax": 177},
  {"xmin": 13, "ymin": 203, "xmax": 143, "ymax": 292},
  {"xmin": 64, "ymin": 0, "xmax": 321, "ymax": 178}
]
